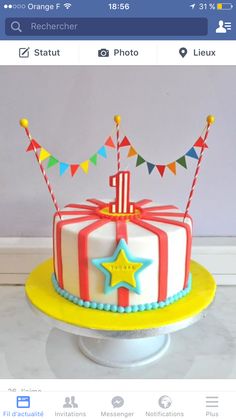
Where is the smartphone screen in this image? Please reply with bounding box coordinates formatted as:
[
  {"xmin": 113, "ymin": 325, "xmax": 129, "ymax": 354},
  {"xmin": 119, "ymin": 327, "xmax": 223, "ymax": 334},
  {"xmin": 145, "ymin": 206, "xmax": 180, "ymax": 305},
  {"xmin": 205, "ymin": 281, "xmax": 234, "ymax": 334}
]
[{"xmin": 0, "ymin": 0, "xmax": 235, "ymax": 417}]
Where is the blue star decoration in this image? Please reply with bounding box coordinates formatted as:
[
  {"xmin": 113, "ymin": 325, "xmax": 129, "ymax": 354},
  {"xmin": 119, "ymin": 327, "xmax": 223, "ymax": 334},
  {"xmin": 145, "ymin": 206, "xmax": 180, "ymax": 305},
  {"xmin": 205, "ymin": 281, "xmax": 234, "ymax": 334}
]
[{"xmin": 92, "ymin": 239, "xmax": 153, "ymax": 295}]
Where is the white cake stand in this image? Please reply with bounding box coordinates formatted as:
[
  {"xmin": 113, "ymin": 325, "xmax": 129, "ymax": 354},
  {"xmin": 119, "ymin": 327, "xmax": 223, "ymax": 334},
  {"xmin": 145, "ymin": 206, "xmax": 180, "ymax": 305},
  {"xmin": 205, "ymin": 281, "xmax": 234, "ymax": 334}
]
[{"xmin": 25, "ymin": 259, "xmax": 216, "ymax": 368}]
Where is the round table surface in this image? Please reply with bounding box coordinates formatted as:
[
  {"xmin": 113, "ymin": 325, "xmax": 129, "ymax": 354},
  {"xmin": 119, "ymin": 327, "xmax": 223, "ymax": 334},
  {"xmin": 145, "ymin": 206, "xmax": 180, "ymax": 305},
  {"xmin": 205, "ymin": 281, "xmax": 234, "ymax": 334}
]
[{"xmin": 25, "ymin": 259, "xmax": 216, "ymax": 338}]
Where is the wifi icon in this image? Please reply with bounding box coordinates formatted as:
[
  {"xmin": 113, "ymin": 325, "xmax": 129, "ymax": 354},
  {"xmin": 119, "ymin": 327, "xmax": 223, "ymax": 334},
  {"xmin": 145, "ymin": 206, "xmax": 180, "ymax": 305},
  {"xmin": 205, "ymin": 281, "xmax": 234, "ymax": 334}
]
[{"xmin": 64, "ymin": 3, "xmax": 72, "ymax": 9}]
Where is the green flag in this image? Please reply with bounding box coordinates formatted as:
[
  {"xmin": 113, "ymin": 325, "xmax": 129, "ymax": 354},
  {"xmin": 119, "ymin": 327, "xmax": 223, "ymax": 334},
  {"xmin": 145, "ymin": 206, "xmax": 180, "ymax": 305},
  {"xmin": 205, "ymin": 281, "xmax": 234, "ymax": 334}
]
[
  {"xmin": 90, "ymin": 154, "xmax": 98, "ymax": 166},
  {"xmin": 177, "ymin": 156, "xmax": 187, "ymax": 169},
  {"xmin": 136, "ymin": 155, "xmax": 145, "ymax": 167},
  {"xmin": 47, "ymin": 156, "xmax": 59, "ymax": 168}
]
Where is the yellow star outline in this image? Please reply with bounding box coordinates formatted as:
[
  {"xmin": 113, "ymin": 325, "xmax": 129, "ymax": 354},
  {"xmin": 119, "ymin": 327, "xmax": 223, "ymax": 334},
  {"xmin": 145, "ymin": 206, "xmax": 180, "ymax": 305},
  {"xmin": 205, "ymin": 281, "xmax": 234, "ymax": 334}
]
[
  {"xmin": 102, "ymin": 249, "xmax": 143, "ymax": 289},
  {"xmin": 92, "ymin": 239, "xmax": 153, "ymax": 295}
]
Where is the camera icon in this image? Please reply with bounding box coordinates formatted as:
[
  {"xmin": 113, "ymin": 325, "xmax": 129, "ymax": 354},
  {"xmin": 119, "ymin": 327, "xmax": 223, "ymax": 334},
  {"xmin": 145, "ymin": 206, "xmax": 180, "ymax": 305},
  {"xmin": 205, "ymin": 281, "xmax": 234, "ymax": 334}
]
[{"xmin": 98, "ymin": 48, "xmax": 109, "ymax": 58}]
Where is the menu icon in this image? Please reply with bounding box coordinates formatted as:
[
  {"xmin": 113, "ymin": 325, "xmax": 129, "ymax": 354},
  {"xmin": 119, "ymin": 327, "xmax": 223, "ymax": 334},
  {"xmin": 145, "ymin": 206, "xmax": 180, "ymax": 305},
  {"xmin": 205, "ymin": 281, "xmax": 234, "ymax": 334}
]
[{"xmin": 206, "ymin": 396, "xmax": 219, "ymax": 408}]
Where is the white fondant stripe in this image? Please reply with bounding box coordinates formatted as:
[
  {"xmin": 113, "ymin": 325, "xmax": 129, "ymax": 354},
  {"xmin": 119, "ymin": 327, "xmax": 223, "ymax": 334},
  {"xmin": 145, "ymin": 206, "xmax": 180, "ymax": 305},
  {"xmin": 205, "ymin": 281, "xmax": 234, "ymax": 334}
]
[
  {"xmin": 118, "ymin": 172, "xmax": 122, "ymax": 213},
  {"xmin": 126, "ymin": 222, "xmax": 159, "ymax": 305},
  {"xmin": 88, "ymin": 222, "xmax": 118, "ymax": 304},
  {"xmin": 123, "ymin": 172, "xmax": 128, "ymax": 213},
  {"xmin": 146, "ymin": 218, "xmax": 188, "ymax": 296}
]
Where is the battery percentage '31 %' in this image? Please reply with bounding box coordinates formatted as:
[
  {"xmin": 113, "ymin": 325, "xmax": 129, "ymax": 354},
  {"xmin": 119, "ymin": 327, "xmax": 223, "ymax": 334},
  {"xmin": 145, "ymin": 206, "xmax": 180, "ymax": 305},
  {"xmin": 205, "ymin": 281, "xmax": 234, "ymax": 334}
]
[{"xmin": 197, "ymin": 3, "xmax": 233, "ymax": 10}]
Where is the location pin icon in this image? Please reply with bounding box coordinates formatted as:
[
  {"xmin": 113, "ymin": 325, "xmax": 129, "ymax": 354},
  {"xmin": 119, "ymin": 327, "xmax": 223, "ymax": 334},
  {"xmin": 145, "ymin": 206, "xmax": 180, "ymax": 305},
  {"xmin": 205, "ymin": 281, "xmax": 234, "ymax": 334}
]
[{"xmin": 179, "ymin": 47, "xmax": 188, "ymax": 58}]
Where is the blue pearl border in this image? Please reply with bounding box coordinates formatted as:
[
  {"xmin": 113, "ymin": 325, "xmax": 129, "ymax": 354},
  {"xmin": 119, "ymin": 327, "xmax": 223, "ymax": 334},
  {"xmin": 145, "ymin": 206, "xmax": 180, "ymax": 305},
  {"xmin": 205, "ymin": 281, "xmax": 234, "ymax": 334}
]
[{"xmin": 51, "ymin": 273, "xmax": 192, "ymax": 314}]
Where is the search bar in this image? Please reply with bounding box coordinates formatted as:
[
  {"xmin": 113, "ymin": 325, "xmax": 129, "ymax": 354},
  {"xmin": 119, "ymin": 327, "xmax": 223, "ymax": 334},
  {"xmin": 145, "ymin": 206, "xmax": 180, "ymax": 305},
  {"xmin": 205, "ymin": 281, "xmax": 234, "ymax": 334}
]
[{"xmin": 5, "ymin": 18, "xmax": 208, "ymax": 37}]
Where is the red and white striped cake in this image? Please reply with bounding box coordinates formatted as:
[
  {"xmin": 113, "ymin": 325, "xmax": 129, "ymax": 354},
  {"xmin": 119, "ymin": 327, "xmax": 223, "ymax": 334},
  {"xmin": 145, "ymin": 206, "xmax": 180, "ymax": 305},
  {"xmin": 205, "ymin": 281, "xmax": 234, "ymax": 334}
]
[{"xmin": 52, "ymin": 171, "xmax": 192, "ymax": 313}]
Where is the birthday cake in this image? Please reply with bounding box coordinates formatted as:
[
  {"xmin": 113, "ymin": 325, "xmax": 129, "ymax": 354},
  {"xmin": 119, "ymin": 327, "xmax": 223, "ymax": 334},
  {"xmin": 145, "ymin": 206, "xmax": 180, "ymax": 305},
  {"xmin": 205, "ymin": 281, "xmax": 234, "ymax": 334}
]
[
  {"xmin": 20, "ymin": 114, "xmax": 215, "ymax": 314},
  {"xmin": 52, "ymin": 183, "xmax": 192, "ymax": 313}
]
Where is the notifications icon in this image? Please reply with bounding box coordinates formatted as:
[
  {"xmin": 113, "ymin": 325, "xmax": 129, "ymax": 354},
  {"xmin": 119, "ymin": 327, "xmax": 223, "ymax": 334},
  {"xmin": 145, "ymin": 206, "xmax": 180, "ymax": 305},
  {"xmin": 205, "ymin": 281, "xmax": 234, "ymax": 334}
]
[
  {"xmin": 111, "ymin": 396, "xmax": 124, "ymax": 408},
  {"xmin": 179, "ymin": 47, "xmax": 188, "ymax": 58},
  {"xmin": 159, "ymin": 395, "xmax": 172, "ymax": 409}
]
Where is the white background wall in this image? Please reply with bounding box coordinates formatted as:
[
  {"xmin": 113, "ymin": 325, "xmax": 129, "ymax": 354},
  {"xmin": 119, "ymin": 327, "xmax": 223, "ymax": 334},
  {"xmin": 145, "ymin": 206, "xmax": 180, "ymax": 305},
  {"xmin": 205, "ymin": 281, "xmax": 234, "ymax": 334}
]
[{"xmin": 0, "ymin": 66, "xmax": 235, "ymax": 236}]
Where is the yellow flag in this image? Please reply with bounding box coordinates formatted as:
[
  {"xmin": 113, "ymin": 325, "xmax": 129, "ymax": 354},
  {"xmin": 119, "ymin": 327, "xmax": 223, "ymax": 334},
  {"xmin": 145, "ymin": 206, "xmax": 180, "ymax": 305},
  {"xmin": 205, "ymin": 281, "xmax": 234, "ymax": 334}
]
[
  {"xmin": 80, "ymin": 160, "xmax": 89, "ymax": 174},
  {"xmin": 39, "ymin": 148, "xmax": 51, "ymax": 162},
  {"xmin": 127, "ymin": 146, "xmax": 137, "ymax": 158}
]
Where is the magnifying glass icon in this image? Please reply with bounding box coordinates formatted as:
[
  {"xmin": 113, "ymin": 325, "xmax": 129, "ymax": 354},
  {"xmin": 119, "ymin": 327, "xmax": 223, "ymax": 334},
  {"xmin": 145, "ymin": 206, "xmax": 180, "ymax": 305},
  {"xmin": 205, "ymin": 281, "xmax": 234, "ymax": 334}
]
[{"xmin": 10, "ymin": 21, "xmax": 22, "ymax": 33}]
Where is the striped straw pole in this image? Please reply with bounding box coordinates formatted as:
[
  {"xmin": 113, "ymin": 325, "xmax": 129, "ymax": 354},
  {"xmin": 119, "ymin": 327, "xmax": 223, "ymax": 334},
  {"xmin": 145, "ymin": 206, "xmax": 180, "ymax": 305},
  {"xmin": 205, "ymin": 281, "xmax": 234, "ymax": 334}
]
[
  {"xmin": 183, "ymin": 115, "xmax": 215, "ymax": 221},
  {"xmin": 20, "ymin": 118, "xmax": 62, "ymax": 219},
  {"xmin": 114, "ymin": 115, "xmax": 121, "ymax": 172}
]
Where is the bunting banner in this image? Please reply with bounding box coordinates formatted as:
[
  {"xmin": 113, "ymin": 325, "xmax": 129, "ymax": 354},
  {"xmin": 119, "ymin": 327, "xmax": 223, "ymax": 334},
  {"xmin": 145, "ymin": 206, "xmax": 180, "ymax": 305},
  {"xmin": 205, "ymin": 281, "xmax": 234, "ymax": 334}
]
[
  {"xmin": 118, "ymin": 135, "xmax": 208, "ymax": 177},
  {"xmin": 25, "ymin": 131, "xmax": 208, "ymax": 178},
  {"xmin": 26, "ymin": 136, "xmax": 116, "ymax": 177},
  {"xmin": 26, "ymin": 136, "xmax": 208, "ymax": 177},
  {"xmin": 20, "ymin": 114, "xmax": 214, "ymax": 218}
]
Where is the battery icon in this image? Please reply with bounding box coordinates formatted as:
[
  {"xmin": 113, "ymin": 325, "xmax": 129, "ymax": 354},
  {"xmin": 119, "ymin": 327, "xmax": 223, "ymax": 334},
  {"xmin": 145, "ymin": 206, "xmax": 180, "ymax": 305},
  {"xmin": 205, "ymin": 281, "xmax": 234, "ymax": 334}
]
[{"xmin": 217, "ymin": 3, "xmax": 233, "ymax": 9}]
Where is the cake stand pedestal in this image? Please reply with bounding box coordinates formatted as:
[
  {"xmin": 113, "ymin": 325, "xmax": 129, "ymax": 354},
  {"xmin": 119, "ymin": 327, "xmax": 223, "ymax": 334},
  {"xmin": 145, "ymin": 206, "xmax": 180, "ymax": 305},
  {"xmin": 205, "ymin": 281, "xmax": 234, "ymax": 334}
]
[{"xmin": 25, "ymin": 259, "xmax": 216, "ymax": 368}]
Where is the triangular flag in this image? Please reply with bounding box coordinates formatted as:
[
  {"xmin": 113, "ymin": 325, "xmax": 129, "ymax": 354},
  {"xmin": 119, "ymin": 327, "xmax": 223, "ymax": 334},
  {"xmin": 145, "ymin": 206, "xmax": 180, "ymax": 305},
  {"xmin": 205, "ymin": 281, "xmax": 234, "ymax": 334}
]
[
  {"xmin": 105, "ymin": 136, "xmax": 115, "ymax": 148},
  {"xmin": 80, "ymin": 160, "xmax": 89, "ymax": 174},
  {"xmin": 194, "ymin": 137, "xmax": 208, "ymax": 148},
  {"xmin": 136, "ymin": 155, "xmax": 145, "ymax": 167},
  {"xmin": 97, "ymin": 146, "xmax": 107, "ymax": 159},
  {"xmin": 147, "ymin": 162, "xmax": 155, "ymax": 174},
  {"xmin": 70, "ymin": 164, "xmax": 79, "ymax": 177},
  {"xmin": 156, "ymin": 165, "xmax": 166, "ymax": 177},
  {"xmin": 47, "ymin": 156, "xmax": 59, "ymax": 168},
  {"xmin": 120, "ymin": 136, "xmax": 131, "ymax": 147},
  {"xmin": 39, "ymin": 148, "xmax": 51, "ymax": 162},
  {"xmin": 26, "ymin": 139, "xmax": 41, "ymax": 152},
  {"xmin": 177, "ymin": 156, "xmax": 187, "ymax": 169},
  {"xmin": 59, "ymin": 162, "xmax": 69, "ymax": 176},
  {"xmin": 167, "ymin": 162, "xmax": 176, "ymax": 175},
  {"xmin": 186, "ymin": 147, "xmax": 199, "ymax": 160},
  {"xmin": 127, "ymin": 146, "xmax": 137, "ymax": 158},
  {"xmin": 90, "ymin": 154, "xmax": 98, "ymax": 166}
]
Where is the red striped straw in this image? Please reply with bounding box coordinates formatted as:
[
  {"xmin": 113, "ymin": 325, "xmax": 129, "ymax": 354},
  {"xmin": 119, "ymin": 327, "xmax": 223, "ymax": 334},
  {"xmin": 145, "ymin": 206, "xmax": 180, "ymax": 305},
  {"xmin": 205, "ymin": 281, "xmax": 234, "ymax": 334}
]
[
  {"xmin": 114, "ymin": 115, "xmax": 121, "ymax": 172},
  {"xmin": 20, "ymin": 119, "xmax": 62, "ymax": 219},
  {"xmin": 183, "ymin": 115, "xmax": 215, "ymax": 221}
]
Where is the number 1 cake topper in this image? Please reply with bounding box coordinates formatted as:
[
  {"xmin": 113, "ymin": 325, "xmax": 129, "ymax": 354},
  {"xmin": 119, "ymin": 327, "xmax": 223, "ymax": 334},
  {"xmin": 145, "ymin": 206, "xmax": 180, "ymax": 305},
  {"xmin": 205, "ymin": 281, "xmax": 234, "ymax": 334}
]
[{"xmin": 20, "ymin": 114, "xmax": 215, "ymax": 219}]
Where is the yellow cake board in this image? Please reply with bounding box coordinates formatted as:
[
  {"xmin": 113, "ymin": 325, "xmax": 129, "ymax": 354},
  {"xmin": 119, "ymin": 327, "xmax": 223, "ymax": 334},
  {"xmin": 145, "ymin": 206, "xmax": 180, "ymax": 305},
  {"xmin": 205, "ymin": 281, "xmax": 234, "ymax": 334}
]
[{"xmin": 25, "ymin": 259, "xmax": 216, "ymax": 332}]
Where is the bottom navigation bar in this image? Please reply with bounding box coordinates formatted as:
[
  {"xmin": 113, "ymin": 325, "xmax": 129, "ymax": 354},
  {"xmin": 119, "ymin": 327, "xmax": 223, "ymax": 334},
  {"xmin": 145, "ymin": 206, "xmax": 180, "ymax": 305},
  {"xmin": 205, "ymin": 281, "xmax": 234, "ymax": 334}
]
[{"xmin": 0, "ymin": 379, "xmax": 236, "ymax": 419}]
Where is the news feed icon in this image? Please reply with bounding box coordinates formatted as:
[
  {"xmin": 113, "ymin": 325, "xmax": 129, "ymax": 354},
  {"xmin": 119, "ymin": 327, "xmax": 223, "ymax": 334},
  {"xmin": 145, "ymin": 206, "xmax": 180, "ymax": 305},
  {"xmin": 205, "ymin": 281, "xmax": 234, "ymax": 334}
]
[
  {"xmin": 98, "ymin": 48, "xmax": 109, "ymax": 57},
  {"xmin": 16, "ymin": 396, "xmax": 30, "ymax": 408}
]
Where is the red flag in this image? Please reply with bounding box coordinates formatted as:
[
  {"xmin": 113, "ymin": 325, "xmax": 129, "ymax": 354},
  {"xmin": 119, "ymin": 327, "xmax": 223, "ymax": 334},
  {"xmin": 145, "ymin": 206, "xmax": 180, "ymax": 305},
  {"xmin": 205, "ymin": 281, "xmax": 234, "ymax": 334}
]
[
  {"xmin": 156, "ymin": 165, "xmax": 166, "ymax": 177},
  {"xmin": 105, "ymin": 136, "xmax": 115, "ymax": 148},
  {"xmin": 194, "ymin": 137, "xmax": 208, "ymax": 148},
  {"xmin": 120, "ymin": 136, "xmax": 131, "ymax": 147},
  {"xmin": 26, "ymin": 139, "xmax": 41, "ymax": 152},
  {"xmin": 70, "ymin": 164, "xmax": 79, "ymax": 177}
]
